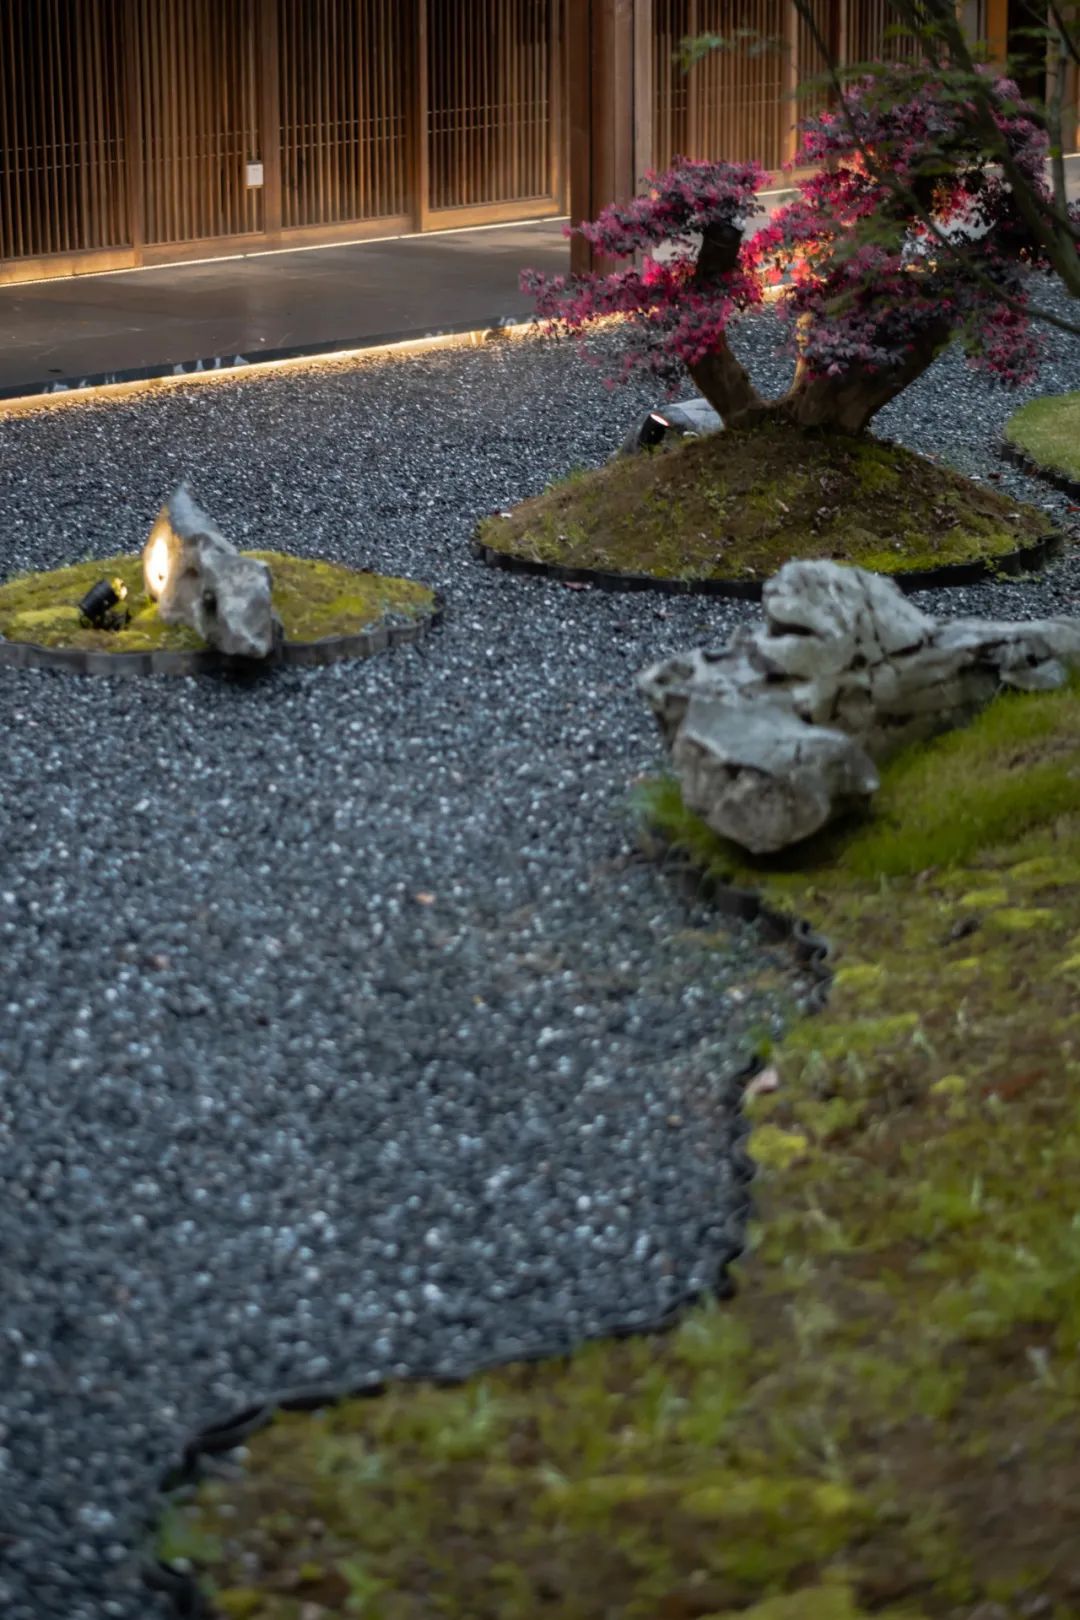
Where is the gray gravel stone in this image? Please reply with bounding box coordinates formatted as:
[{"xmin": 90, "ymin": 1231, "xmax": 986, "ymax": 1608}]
[
  {"xmin": 0, "ymin": 278, "xmax": 1077, "ymax": 1619},
  {"xmin": 0, "ymin": 328, "xmax": 794, "ymax": 1620}
]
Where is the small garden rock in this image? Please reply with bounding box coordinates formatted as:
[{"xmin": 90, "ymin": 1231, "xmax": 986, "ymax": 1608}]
[
  {"xmin": 640, "ymin": 559, "xmax": 1080, "ymax": 853},
  {"xmin": 146, "ymin": 484, "xmax": 281, "ymax": 659}
]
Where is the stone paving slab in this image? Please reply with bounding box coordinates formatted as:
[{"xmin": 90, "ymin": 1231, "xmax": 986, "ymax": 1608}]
[{"xmin": 0, "ymin": 219, "xmax": 570, "ymax": 400}]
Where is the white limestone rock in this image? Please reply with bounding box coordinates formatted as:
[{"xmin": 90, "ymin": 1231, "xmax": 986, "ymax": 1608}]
[
  {"xmin": 639, "ymin": 560, "xmax": 1080, "ymax": 854},
  {"xmin": 144, "ymin": 485, "xmax": 282, "ymax": 660}
]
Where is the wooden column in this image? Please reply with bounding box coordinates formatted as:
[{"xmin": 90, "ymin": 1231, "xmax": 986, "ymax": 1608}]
[
  {"xmin": 633, "ymin": 0, "xmax": 654, "ymax": 199},
  {"xmin": 415, "ymin": 0, "xmax": 431, "ymax": 231},
  {"xmin": 826, "ymin": 0, "xmax": 849, "ymax": 70},
  {"xmin": 122, "ymin": 0, "xmax": 146, "ymax": 260},
  {"xmin": 782, "ymin": 0, "xmax": 800, "ymax": 165},
  {"xmin": 259, "ymin": 0, "xmax": 283, "ymax": 243},
  {"xmin": 985, "ymin": 0, "xmax": 1008, "ymax": 62},
  {"xmin": 568, "ymin": 0, "xmax": 653, "ymax": 274}
]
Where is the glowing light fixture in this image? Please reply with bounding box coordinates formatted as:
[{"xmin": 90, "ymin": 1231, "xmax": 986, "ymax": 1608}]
[
  {"xmin": 639, "ymin": 412, "xmax": 671, "ymax": 449},
  {"xmin": 143, "ymin": 518, "xmax": 173, "ymax": 601}
]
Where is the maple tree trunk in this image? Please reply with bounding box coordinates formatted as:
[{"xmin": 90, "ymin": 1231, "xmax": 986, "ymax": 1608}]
[
  {"xmin": 772, "ymin": 321, "xmax": 954, "ymax": 434},
  {"xmin": 691, "ymin": 327, "xmax": 949, "ymax": 436},
  {"xmin": 685, "ymin": 219, "xmax": 767, "ymax": 424},
  {"xmin": 686, "ymin": 221, "xmax": 952, "ymax": 435},
  {"xmin": 687, "ymin": 346, "xmax": 764, "ymax": 423}
]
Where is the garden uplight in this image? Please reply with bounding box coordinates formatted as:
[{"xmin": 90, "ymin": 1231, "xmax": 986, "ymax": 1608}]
[{"xmin": 77, "ymin": 576, "xmax": 128, "ymax": 629}]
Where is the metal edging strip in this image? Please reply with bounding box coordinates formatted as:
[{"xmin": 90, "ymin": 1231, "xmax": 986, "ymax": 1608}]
[{"xmin": 470, "ymin": 529, "xmax": 1067, "ymax": 601}]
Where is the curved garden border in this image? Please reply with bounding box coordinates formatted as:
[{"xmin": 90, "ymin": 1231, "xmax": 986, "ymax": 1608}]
[
  {"xmin": 471, "ymin": 529, "xmax": 1065, "ymax": 600},
  {"xmin": 1000, "ymin": 434, "xmax": 1080, "ymax": 503},
  {"xmin": 143, "ymin": 849, "xmax": 831, "ymax": 1618},
  {"xmin": 0, "ymin": 598, "xmax": 444, "ymax": 678}
]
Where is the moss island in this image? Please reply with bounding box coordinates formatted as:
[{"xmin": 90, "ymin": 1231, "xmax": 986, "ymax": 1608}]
[
  {"xmin": 157, "ymin": 675, "xmax": 1080, "ymax": 1619},
  {"xmin": 0, "ymin": 551, "xmax": 435, "ymax": 654},
  {"xmin": 477, "ymin": 424, "xmax": 1058, "ymax": 585},
  {"xmin": 1004, "ymin": 391, "xmax": 1080, "ymax": 487}
]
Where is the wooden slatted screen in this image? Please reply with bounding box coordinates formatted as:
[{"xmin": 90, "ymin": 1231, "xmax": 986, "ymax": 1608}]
[
  {"xmin": 1, "ymin": 0, "xmax": 565, "ymax": 277},
  {"xmin": 427, "ymin": 0, "xmax": 555, "ymax": 212},
  {"xmin": 796, "ymin": 0, "xmax": 836, "ymax": 129},
  {"xmin": 134, "ymin": 0, "xmax": 263, "ymax": 246},
  {"xmin": 278, "ymin": 0, "xmax": 411, "ymax": 230},
  {"xmin": 0, "ymin": 0, "xmax": 129, "ymax": 261},
  {"xmin": 652, "ymin": 0, "xmax": 787, "ymax": 173},
  {"xmin": 653, "ymin": 0, "xmax": 691, "ymax": 173},
  {"xmin": 959, "ymin": 0, "xmax": 987, "ymax": 44},
  {"xmin": 847, "ymin": 0, "xmax": 920, "ymax": 64}
]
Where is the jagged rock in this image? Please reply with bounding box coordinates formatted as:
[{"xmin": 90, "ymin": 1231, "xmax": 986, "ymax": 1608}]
[
  {"xmin": 143, "ymin": 484, "xmax": 281, "ymax": 659},
  {"xmin": 639, "ymin": 559, "xmax": 1080, "ymax": 854}
]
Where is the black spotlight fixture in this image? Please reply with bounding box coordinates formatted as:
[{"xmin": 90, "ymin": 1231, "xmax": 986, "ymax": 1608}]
[
  {"xmin": 77, "ymin": 577, "xmax": 129, "ymax": 631},
  {"xmin": 640, "ymin": 411, "xmax": 671, "ymax": 449}
]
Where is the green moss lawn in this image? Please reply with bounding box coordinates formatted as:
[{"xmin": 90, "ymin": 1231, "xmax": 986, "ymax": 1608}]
[
  {"xmin": 0, "ymin": 552, "xmax": 434, "ymax": 654},
  {"xmin": 476, "ymin": 423, "xmax": 1057, "ymax": 584},
  {"xmin": 1004, "ymin": 392, "xmax": 1080, "ymax": 484},
  {"xmin": 156, "ymin": 676, "xmax": 1080, "ymax": 1619}
]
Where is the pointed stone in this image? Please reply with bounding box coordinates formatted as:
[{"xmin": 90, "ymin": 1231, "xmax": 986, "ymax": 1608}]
[{"xmin": 143, "ymin": 484, "xmax": 282, "ymax": 660}]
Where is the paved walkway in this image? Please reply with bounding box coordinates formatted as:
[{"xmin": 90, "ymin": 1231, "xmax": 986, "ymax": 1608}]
[
  {"xmin": 2, "ymin": 154, "xmax": 1076, "ymax": 403},
  {"xmin": 0, "ymin": 219, "xmax": 570, "ymax": 400}
]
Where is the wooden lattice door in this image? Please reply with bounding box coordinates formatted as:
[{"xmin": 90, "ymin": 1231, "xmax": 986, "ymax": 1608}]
[
  {"xmin": 424, "ymin": 0, "xmax": 563, "ymax": 228},
  {"xmin": 0, "ymin": 0, "xmax": 129, "ymax": 270},
  {"xmin": 653, "ymin": 0, "xmax": 787, "ymax": 173},
  {"xmin": 131, "ymin": 0, "xmax": 265, "ymax": 248},
  {"xmin": 277, "ymin": 0, "xmax": 412, "ymax": 233}
]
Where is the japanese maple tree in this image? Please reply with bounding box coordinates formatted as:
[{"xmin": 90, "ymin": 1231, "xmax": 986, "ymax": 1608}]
[{"xmin": 525, "ymin": 65, "xmax": 1071, "ymax": 436}]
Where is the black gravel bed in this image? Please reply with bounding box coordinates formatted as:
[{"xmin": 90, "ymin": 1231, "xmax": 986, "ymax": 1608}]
[{"xmin": 1, "ymin": 283, "xmax": 1079, "ymax": 1620}]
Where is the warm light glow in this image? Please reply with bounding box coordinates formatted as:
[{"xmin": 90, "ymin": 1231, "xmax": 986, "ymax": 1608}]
[
  {"xmin": 144, "ymin": 527, "xmax": 171, "ymax": 599},
  {"xmin": 0, "ymin": 325, "xmax": 536, "ymax": 418}
]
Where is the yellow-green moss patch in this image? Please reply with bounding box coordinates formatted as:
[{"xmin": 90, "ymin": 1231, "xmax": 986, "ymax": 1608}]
[
  {"xmin": 476, "ymin": 422, "xmax": 1057, "ymax": 584},
  {"xmin": 0, "ymin": 552, "xmax": 434, "ymax": 654},
  {"xmin": 157, "ymin": 680, "xmax": 1080, "ymax": 1619},
  {"xmin": 1004, "ymin": 390, "xmax": 1080, "ymax": 483}
]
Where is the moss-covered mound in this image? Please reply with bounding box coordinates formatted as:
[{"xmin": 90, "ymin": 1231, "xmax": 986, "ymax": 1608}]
[
  {"xmin": 1004, "ymin": 391, "xmax": 1080, "ymax": 485},
  {"xmin": 477, "ymin": 423, "xmax": 1057, "ymax": 584},
  {"xmin": 0, "ymin": 552, "xmax": 434, "ymax": 654},
  {"xmin": 157, "ymin": 676, "xmax": 1080, "ymax": 1620}
]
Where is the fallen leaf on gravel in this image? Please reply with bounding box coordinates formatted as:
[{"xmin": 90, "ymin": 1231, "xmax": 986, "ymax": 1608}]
[
  {"xmin": 414, "ymin": 892, "xmax": 436, "ymax": 906},
  {"xmin": 745, "ymin": 1066, "xmax": 780, "ymax": 1098}
]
